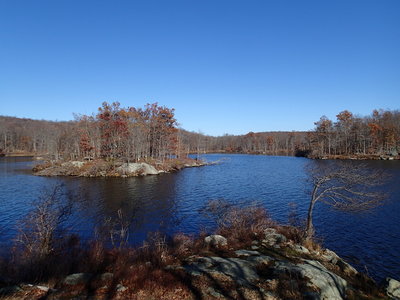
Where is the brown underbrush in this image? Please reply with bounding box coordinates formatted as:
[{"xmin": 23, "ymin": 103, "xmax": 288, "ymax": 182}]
[{"xmin": 0, "ymin": 200, "xmax": 388, "ymax": 300}]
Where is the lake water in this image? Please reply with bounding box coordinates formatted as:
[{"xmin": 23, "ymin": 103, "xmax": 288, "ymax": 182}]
[{"xmin": 0, "ymin": 154, "xmax": 399, "ymax": 282}]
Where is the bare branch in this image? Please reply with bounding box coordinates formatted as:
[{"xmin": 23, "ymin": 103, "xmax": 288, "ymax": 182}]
[{"xmin": 304, "ymin": 161, "xmax": 388, "ymax": 240}]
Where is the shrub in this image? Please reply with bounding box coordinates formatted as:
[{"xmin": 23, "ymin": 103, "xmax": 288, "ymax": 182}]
[
  {"xmin": 10, "ymin": 184, "xmax": 75, "ymax": 281},
  {"xmin": 202, "ymin": 199, "xmax": 274, "ymax": 247}
]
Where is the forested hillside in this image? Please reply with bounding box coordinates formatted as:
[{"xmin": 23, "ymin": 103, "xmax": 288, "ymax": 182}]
[{"xmin": 0, "ymin": 104, "xmax": 399, "ymax": 159}]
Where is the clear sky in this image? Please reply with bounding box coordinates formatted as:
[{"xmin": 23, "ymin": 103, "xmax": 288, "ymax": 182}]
[{"xmin": 0, "ymin": 0, "xmax": 399, "ymax": 136}]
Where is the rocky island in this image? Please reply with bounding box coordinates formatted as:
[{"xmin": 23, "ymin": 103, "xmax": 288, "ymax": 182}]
[{"xmin": 32, "ymin": 157, "xmax": 207, "ymax": 177}]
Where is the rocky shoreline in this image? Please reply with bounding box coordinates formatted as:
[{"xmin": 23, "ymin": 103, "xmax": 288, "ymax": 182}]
[
  {"xmin": 1, "ymin": 227, "xmax": 398, "ymax": 299},
  {"xmin": 32, "ymin": 158, "xmax": 207, "ymax": 177},
  {"xmin": 308, "ymin": 154, "xmax": 400, "ymax": 160}
]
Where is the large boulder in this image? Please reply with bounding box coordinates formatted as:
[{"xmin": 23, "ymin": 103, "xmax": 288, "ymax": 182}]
[
  {"xmin": 386, "ymin": 277, "xmax": 400, "ymax": 299},
  {"xmin": 274, "ymin": 259, "xmax": 347, "ymax": 300},
  {"xmin": 262, "ymin": 228, "xmax": 287, "ymax": 247},
  {"xmin": 204, "ymin": 235, "xmax": 228, "ymax": 248},
  {"xmin": 61, "ymin": 161, "xmax": 85, "ymax": 168},
  {"xmin": 321, "ymin": 249, "xmax": 358, "ymax": 275},
  {"xmin": 321, "ymin": 249, "xmax": 340, "ymax": 264},
  {"xmin": 117, "ymin": 163, "xmax": 159, "ymax": 175},
  {"xmin": 141, "ymin": 163, "xmax": 160, "ymax": 175}
]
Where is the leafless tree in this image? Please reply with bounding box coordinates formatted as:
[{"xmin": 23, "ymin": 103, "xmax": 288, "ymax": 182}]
[
  {"xmin": 103, "ymin": 209, "xmax": 132, "ymax": 249},
  {"xmin": 305, "ymin": 161, "xmax": 387, "ymax": 240},
  {"xmin": 15, "ymin": 184, "xmax": 73, "ymax": 259}
]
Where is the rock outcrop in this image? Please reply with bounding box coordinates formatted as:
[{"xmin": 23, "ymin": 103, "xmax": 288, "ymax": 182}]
[
  {"xmin": 274, "ymin": 259, "xmax": 347, "ymax": 299},
  {"xmin": 117, "ymin": 162, "xmax": 160, "ymax": 175},
  {"xmin": 204, "ymin": 234, "xmax": 228, "ymax": 248},
  {"xmin": 0, "ymin": 228, "xmax": 390, "ymax": 299},
  {"xmin": 171, "ymin": 229, "xmax": 387, "ymax": 299},
  {"xmin": 386, "ymin": 277, "xmax": 400, "ymax": 299}
]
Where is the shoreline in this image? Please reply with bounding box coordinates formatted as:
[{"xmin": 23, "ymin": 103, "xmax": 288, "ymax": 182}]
[
  {"xmin": 0, "ymin": 221, "xmax": 395, "ymax": 299},
  {"xmin": 183, "ymin": 151, "xmax": 400, "ymax": 160},
  {"xmin": 2, "ymin": 151, "xmax": 399, "ymax": 161},
  {"xmin": 308, "ymin": 154, "xmax": 400, "ymax": 160}
]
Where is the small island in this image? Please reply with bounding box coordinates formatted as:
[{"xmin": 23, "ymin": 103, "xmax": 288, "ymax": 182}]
[
  {"xmin": 33, "ymin": 157, "xmax": 207, "ymax": 177},
  {"xmin": 29, "ymin": 102, "xmax": 207, "ymax": 177}
]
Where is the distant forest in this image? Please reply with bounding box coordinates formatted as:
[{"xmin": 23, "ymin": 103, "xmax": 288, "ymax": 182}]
[{"xmin": 0, "ymin": 102, "xmax": 399, "ymax": 160}]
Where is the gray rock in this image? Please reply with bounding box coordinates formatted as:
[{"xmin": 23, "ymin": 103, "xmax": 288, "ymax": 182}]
[
  {"xmin": 321, "ymin": 249, "xmax": 340, "ymax": 264},
  {"xmin": 322, "ymin": 249, "xmax": 357, "ymax": 275},
  {"xmin": 291, "ymin": 244, "xmax": 310, "ymax": 255},
  {"xmin": 386, "ymin": 277, "xmax": 400, "ymax": 299},
  {"xmin": 336, "ymin": 259, "xmax": 358, "ymax": 275},
  {"xmin": 274, "ymin": 259, "xmax": 347, "ymax": 300},
  {"xmin": 184, "ymin": 256, "xmax": 259, "ymax": 285},
  {"xmin": 140, "ymin": 163, "xmax": 160, "ymax": 175},
  {"xmin": 261, "ymin": 290, "xmax": 278, "ymax": 300},
  {"xmin": 116, "ymin": 283, "xmax": 128, "ymax": 292},
  {"xmin": 61, "ymin": 161, "xmax": 85, "ymax": 168},
  {"xmin": 262, "ymin": 228, "xmax": 287, "ymax": 246},
  {"xmin": 246, "ymin": 255, "xmax": 274, "ymax": 266},
  {"xmin": 63, "ymin": 273, "xmax": 92, "ymax": 285},
  {"xmin": 183, "ymin": 255, "xmax": 272, "ymax": 286},
  {"xmin": 36, "ymin": 285, "xmax": 49, "ymax": 292},
  {"xmin": 117, "ymin": 163, "xmax": 159, "ymax": 175},
  {"xmin": 206, "ymin": 287, "xmax": 224, "ymax": 298},
  {"xmin": 204, "ymin": 234, "xmax": 228, "ymax": 248},
  {"xmin": 234, "ymin": 249, "xmax": 261, "ymax": 257}
]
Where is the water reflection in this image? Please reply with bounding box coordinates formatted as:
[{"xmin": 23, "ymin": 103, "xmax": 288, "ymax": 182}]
[{"xmin": 63, "ymin": 173, "xmax": 181, "ymax": 244}]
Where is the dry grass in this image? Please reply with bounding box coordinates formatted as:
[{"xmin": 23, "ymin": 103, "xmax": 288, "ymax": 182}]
[
  {"xmin": 0, "ymin": 202, "xmax": 388, "ymax": 300},
  {"xmin": 202, "ymin": 199, "xmax": 275, "ymax": 249}
]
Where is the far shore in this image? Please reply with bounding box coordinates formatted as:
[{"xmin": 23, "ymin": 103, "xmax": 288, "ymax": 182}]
[{"xmin": 2, "ymin": 150, "xmax": 399, "ymax": 161}]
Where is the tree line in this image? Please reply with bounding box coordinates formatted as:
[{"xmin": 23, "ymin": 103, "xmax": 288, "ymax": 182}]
[
  {"xmin": 180, "ymin": 108, "xmax": 400, "ymax": 158},
  {"xmin": 0, "ymin": 102, "xmax": 180, "ymax": 162},
  {"xmin": 310, "ymin": 109, "xmax": 400, "ymax": 157},
  {"xmin": 0, "ymin": 105, "xmax": 399, "ymax": 159}
]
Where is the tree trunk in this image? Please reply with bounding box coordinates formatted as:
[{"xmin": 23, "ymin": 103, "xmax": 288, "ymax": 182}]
[{"xmin": 305, "ymin": 185, "xmax": 318, "ymax": 240}]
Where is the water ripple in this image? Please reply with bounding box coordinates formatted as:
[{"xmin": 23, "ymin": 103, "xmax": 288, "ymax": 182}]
[{"xmin": 1, "ymin": 155, "xmax": 399, "ymax": 282}]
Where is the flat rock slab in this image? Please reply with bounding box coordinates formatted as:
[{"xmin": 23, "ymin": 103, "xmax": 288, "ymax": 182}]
[
  {"xmin": 63, "ymin": 273, "xmax": 92, "ymax": 285},
  {"xmin": 235, "ymin": 249, "xmax": 261, "ymax": 257},
  {"xmin": 183, "ymin": 255, "xmax": 273, "ymax": 286},
  {"xmin": 274, "ymin": 259, "xmax": 347, "ymax": 300}
]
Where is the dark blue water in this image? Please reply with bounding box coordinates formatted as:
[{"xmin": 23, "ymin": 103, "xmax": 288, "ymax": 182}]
[{"xmin": 0, "ymin": 154, "xmax": 399, "ymax": 282}]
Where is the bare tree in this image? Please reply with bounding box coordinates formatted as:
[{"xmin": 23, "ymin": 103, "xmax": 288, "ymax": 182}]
[
  {"xmin": 305, "ymin": 161, "xmax": 387, "ymax": 240},
  {"xmin": 15, "ymin": 184, "xmax": 73, "ymax": 259},
  {"xmin": 103, "ymin": 209, "xmax": 132, "ymax": 249}
]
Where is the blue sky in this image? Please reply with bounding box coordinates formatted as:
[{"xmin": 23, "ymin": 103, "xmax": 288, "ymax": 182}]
[{"xmin": 0, "ymin": 0, "xmax": 399, "ymax": 136}]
